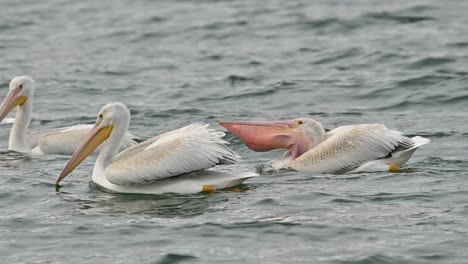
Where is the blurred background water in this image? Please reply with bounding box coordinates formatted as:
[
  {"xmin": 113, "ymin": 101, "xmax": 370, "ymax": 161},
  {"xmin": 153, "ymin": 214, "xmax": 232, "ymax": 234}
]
[{"xmin": 0, "ymin": 0, "xmax": 467, "ymax": 263}]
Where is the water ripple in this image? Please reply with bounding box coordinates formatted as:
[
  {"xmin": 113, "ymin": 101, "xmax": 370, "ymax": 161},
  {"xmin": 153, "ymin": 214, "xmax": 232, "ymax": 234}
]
[
  {"xmin": 408, "ymin": 57, "xmax": 455, "ymax": 69},
  {"xmin": 338, "ymin": 254, "xmax": 407, "ymax": 264},
  {"xmin": 365, "ymin": 12, "xmax": 434, "ymax": 24},
  {"xmin": 1, "ymin": 0, "xmax": 467, "ymax": 263},
  {"xmin": 156, "ymin": 254, "xmax": 197, "ymax": 264}
]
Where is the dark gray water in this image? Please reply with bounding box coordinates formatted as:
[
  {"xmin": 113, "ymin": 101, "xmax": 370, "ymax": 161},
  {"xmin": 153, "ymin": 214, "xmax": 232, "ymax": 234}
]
[{"xmin": 1, "ymin": 0, "xmax": 467, "ymax": 263}]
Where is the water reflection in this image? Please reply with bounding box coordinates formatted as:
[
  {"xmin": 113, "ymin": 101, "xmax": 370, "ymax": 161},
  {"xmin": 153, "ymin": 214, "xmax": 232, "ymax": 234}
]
[
  {"xmin": 0, "ymin": 150, "xmax": 34, "ymax": 168},
  {"xmin": 56, "ymin": 182, "xmax": 252, "ymax": 218}
]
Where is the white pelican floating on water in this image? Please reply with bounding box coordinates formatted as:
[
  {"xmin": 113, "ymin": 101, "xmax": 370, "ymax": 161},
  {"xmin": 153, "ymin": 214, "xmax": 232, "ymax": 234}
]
[
  {"xmin": 220, "ymin": 118, "xmax": 430, "ymax": 173},
  {"xmin": 0, "ymin": 76, "xmax": 137, "ymax": 154},
  {"xmin": 56, "ymin": 103, "xmax": 256, "ymax": 194}
]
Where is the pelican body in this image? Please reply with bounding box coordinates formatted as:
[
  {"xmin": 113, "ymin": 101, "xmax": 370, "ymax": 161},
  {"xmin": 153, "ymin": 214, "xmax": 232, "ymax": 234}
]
[
  {"xmin": 56, "ymin": 103, "xmax": 256, "ymax": 194},
  {"xmin": 220, "ymin": 118, "xmax": 430, "ymax": 174},
  {"xmin": 0, "ymin": 76, "xmax": 137, "ymax": 154}
]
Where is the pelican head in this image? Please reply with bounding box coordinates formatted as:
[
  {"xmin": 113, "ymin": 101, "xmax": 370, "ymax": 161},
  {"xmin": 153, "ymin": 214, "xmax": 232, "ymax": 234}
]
[
  {"xmin": 219, "ymin": 117, "xmax": 325, "ymax": 159},
  {"xmin": 94, "ymin": 102, "xmax": 131, "ymax": 131},
  {"xmin": 55, "ymin": 102, "xmax": 130, "ymax": 185},
  {"xmin": 0, "ymin": 76, "xmax": 34, "ymax": 122},
  {"xmin": 287, "ymin": 118, "xmax": 326, "ymax": 145}
]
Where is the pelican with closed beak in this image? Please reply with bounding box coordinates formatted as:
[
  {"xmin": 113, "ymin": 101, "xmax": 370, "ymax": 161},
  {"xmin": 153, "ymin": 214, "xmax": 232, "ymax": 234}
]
[
  {"xmin": 56, "ymin": 102, "xmax": 256, "ymax": 194},
  {"xmin": 0, "ymin": 76, "xmax": 137, "ymax": 154}
]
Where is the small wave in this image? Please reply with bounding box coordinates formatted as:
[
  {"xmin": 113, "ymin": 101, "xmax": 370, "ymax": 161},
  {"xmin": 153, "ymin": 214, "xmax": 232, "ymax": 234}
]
[
  {"xmin": 147, "ymin": 108, "xmax": 203, "ymax": 118},
  {"xmin": 406, "ymin": 131, "xmax": 455, "ymax": 138},
  {"xmin": 300, "ymin": 17, "xmax": 344, "ymax": 30},
  {"xmin": 254, "ymin": 198, "xmax": 281, "ymax": 206},
  {"xmin": 373, "ymin": 92, "xmax": 468, "ymax": 111},
  {"xmin": 338, "ymin": 254, "xmax": 406, "ymax": 264},
  {"xmin": 397, "ymin": 75, "xmax": 454, "ymax": 87},
  {"xmin": 219, "ymin": 87, "xmax": 278, "ymax": 100},
  {"xmin": 138, "ymin": 31, "xmax": 168, "ymax": 40},
  {"xmin": 224, "ymin": 75, "xmax": 257, "ymax": 86},
  {"xmin": 248, "ymin": 60, "xmax": 263, "ymax": 66},
  {"xmin": 0, "ymin": 20, "xmax": 35, "ymax": 32},
  {"xmin": 404, "ymin": 4, "xmax": 436, "ymax": 12},
  {"xmin": 144, "ymin": 16, "xmax": 166, "ymax": 23},
  {"xmin": 271, "ymin": 80, "xmax": 296, "ymax": 87},
  {"xmin": 186, "ymin": 220, "xmax": 301, "ymax": 230},
  {"xmin": 441, "ymin": 94, "xmax": 468, "ymax": 104},
  {"xmin": 298, "ymin": 6, "xmax": 434, "ymax": 34},
  {"xmin": 435, "ymin": 69, "xmax": 468, "ymax": 77},
  {"xmin": 420, "ymin": 157, "xmax": 468, "ymax": 166},
  {"xmin": 330, "ymin": 198, "xmax": 363, "ymax": 204},
  {"xmin": 366, "ymin": 193, "xmax": 434, "ymax": 202},
  {"xmin": 190, "ymin": 20, "xmax": 248, "ymax": 31},
  {"xmin": 372, "ymin": 100, "xmax": 422, "ymax": 111},
  {"xmin": 306, "ymin": 111, "xmax": 330, "ymax": 117},
  {"xmin": 202, "ymin": 54, "xmax": 223, "ymax": 61},
  {"xmin": 365, "ymin": 12, "xmax": 434, "ymax": 24},
  {"xmin": 156, "ymin": 253, "xmax": 197, "ymax": 264},
  {"xmin": 446, "ymin": 42, "xmax": 468, "ymax": 48},
  {"xmin": 408, "ymin": 57, "xmax": 455, "ymax": 69},
  {"xmin": 337, "ymin": 111, "xmax": 363, "ymax": 116},
  {"xmin": 0, "ymin": 150, "xmax": 33, "ymax": 164},
  {"xmin": 101, "ymin": 29, "xmax": 133, "ymax": 39},
  {"xmin": 100, "ymin": 70, "xmax": 130, "ymax": 76},
  {"xmin": 312, "ymin": 48, "xmax": 362, "ymax": 65},
  {"xmin": 298, "ymin": 47, "xmax": 320, "ymax": 53},
  {"xmin": 365, "ymin": 51, "xmax": 411, "ymax": 64}
]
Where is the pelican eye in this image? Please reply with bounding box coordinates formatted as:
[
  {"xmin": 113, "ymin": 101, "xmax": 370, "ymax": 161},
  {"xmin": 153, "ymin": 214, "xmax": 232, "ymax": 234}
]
[
  {"xmin": 298, "ymin": 120, "xmax": 303, "ymax": 125},
  {"xmin": 99, "ymin": 114, "xmax": 103, "ymax": 118},
  {"xmin": 19, "ymin": 84, "xmax": 23, "ymax": 89}
]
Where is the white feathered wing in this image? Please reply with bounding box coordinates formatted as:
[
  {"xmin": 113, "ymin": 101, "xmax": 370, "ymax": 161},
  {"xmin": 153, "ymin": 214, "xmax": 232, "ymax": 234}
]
[
  {"xmin": 289, "ymin": 124, "xmax": 422, "ymax": 173},
  {"xmin": 105, "ymin": 123, "xmax": 240, "ymax": 185}
]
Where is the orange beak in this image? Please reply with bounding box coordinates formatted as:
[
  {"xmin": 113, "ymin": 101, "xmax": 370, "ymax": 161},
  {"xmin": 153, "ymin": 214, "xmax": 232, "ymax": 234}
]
[
  {"xmin": 219, "ymin": 120, "xmax": 311, "ymax": 159},
  {"xmin": 55, "ymin": 123, "xmax": 113, "ymax": 185},
  {"xmin": 0, "ymin": 89, "xmax": 27, "ymax": 122}
]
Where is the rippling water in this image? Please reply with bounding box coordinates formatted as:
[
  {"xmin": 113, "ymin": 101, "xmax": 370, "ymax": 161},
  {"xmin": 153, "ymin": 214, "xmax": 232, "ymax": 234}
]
[{"xmin": 1, "ymin": 0, "xmax": 467, "ymax": 263}]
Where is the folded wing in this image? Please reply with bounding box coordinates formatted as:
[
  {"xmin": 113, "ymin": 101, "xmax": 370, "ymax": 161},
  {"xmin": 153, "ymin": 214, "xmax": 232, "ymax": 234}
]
[
  {"xmin": 289, "ymin": 124, "xmax": 411, "ymax": 173},
  {"xmin": 27, "ymin": 124, "xmax": 138, "ymax": 155},
  {"xmin": 106, "ymin": 123, "xmax": 240, "ymax": 185}
]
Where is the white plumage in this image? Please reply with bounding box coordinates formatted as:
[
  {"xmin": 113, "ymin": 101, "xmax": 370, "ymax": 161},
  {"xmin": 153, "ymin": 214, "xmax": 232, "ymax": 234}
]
[
  {"xmin": 26, "ymin": 124, "xmax": 137, "ymax": 155},
  {"xmin": 289, "ymin": 124, "xmax": 425, "ymax": 173},
  {"xmin": 220, "ymin": 118, "xmax": 430, "ymax": 174},
  {"xmin": 106, "ymin": 123, "xmax": 239, "ymax": 185},
  {"xmin": 0, "ymin": 76, "xmax": 138, "ymax": 154},
  {"xmin": 57, "ymin": 103, "xmax": 255, "ymax": 194}
]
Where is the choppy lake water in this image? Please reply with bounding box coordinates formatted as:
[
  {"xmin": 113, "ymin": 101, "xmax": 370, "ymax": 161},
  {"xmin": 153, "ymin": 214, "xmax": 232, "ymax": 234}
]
[{"xmin": 1, "ymin": 0, "xmax": 468, "ymax": 263}]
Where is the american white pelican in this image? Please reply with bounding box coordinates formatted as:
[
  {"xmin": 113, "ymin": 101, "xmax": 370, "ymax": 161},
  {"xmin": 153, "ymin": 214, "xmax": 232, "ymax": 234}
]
[
  {"xmin": 219, "ymin": 118, "xmax": 430, "ymax": 173},
  {"xmin": 0, "ymin": 76, "xmax": 137, "ymax": 154},
  {"xmin": 56, "ymin": 103, "xmax": 256, "ymax": 194}
]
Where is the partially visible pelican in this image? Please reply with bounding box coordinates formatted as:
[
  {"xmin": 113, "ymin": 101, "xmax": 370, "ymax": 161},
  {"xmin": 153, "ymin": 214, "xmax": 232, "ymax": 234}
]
[
  {"xmin": 0, "ymin": 76, "xmax": 137, "ymax": 154},
  {"xmin": 219, "ymin": 118, "xmax": 430, "ymax": 173},
  {"xmin": 56, "ymin": 103, "xmax": 256, "ymax": 194}
]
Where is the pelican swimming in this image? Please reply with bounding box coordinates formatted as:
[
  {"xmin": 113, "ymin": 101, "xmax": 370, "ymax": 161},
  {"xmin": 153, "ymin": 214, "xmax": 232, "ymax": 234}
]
[
  {"xmin": 0, "ymin": 76, "xmax": 137, "ymax": 154},
  {"xmin": 219, "ymin": 118, "xmax": 430, "ymax": 173},
  {"xmin": 56, "ymin": 102, "xmax": 256, "ymax": 194}
]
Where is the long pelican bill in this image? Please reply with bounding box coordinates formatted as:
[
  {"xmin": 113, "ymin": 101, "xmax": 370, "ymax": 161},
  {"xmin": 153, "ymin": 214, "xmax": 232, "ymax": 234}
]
[
  {"xmin": 0, "ymin": 89, "xmax": 27, "ymax": 122},
  {"xmin": 55, "ymin": 124, "xmax": 113, "ymax": 185},
  {"xmin": 219, "ymin": 120, "xmax": 310, "ymax": 158}
]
